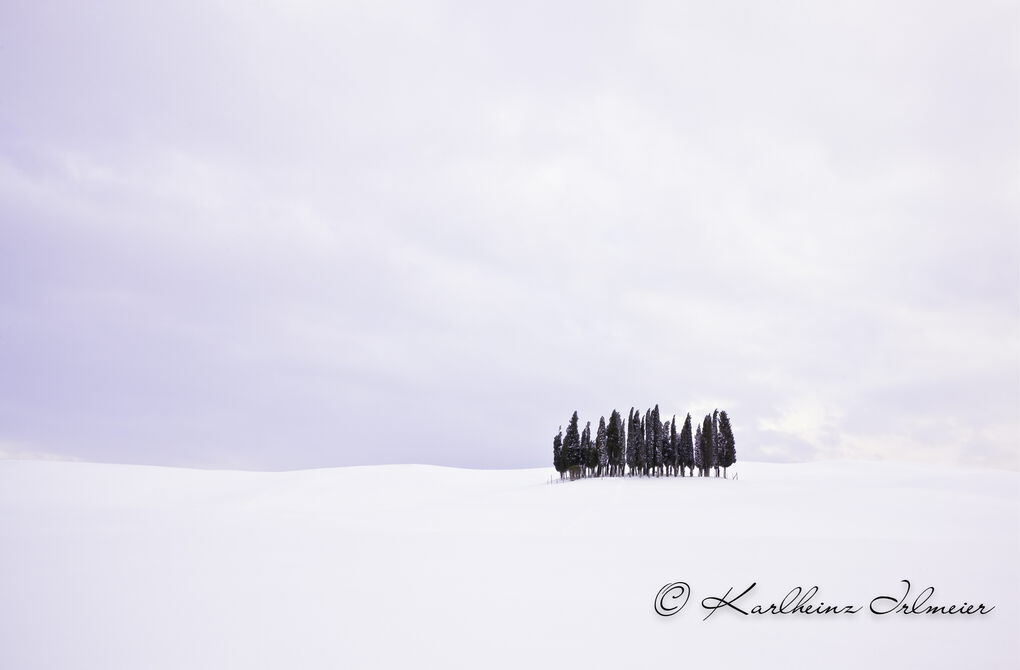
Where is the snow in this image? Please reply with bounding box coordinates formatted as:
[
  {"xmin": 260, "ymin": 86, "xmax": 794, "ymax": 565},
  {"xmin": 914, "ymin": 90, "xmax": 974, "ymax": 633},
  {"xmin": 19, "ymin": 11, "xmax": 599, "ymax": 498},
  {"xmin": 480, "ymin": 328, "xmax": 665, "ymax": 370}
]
[{"xmin": 0, "ymin": 459, "xmax": 1016, "ymax": 668}]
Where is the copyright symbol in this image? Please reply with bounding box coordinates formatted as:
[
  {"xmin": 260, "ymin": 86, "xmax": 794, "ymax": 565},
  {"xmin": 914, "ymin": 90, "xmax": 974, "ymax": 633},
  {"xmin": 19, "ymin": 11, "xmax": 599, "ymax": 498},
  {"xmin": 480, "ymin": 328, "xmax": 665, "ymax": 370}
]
[{"xmin": 654, "ymin": 582, "xmax": 690, "ymax": 616}]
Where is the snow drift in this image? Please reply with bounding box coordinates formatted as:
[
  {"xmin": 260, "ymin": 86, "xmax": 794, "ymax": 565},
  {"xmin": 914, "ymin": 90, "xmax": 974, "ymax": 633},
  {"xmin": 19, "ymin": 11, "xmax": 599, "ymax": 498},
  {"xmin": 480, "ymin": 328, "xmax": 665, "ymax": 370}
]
[{"xmin": 0, "ymin": 459, "xmax": 1016, "ymax": 669}]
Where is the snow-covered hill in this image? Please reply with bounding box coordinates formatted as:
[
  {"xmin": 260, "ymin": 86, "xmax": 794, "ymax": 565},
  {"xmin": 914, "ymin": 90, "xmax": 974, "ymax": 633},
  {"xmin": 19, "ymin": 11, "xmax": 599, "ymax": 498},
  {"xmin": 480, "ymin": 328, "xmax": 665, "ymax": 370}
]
[{"xmin": 0, "ymin": 460, "xmax": 1016, "ymax": 669}]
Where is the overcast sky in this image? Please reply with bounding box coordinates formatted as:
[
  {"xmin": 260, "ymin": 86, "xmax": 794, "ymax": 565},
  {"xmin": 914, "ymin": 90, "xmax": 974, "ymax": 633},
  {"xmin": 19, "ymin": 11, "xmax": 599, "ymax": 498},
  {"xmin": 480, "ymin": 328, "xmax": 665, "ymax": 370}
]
[{"xmin": 1, "ymin": 1, "xmax": 1017, "ymax": 470}]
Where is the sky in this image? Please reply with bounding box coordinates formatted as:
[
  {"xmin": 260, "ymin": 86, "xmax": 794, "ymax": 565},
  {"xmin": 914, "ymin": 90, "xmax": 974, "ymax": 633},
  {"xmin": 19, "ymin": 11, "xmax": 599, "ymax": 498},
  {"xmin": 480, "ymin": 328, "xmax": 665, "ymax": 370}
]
[{"xmin": 1, "ymin": 0, "xmax": 1017, "ymax": 470}]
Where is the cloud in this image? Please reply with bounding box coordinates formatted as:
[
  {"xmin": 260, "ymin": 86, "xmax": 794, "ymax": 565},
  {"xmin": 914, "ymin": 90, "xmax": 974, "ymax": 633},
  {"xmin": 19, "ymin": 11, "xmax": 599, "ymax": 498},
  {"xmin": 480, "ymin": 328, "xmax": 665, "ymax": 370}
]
[{"xmin": 0, "ymin": 0, "xmax": 1016, "ymax": 469}]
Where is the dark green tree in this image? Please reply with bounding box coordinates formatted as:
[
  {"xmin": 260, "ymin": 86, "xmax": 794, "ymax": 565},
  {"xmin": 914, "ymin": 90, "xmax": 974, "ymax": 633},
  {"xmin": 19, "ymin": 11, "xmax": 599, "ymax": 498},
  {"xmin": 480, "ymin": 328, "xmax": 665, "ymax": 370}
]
[
  {"xmin": 639, "ymin": 411, "xmax": 649, "ymax": 476},
  {"xmin": 552, "ymin": 427, "xmax": 565, "ymax": 479},
  {"xmin": 694, "ymin": 423, "xmax": 704, "ymax": 476},
  {"xmin": 581, "ymin": 421, "xmax": 594, "ymax": 477},
  {"xmin": 595, "ymin": 416, "xmax": 608, "ymax": 476},
  {"xmin": 564, "ymin": 411, "xmax": 581, "ymax": 479},
  {"xmin": 679, "ymin": 413, "xmax": 694, "ymax": 476},
  {"xmin": 712, "ymin": 409, "xmax": 724, "ymax": 477},
  {"xmin": 702, "ymin": 414, "xmax": 716, "ymax": 477},
  {"xmin": 650, "ymin": 405, "xmax": 663, "ymax": 476},
  {"xmin": 626, "ymin": 408, "xmax": 638, "ymax": 476},
  {"xmin": 659, "ymin": 419, "xmax": 668, "ymax": 476},
  {"xmin": 718, "ymin": 410, "xmax": 737, "ymax": 477},
  {"xmin": 664, "ymin": 415, "xmax": 677, "ymax": 476},
  {"xmin": 606, "ymin": 409, "xmax": 623, "ymax": 476}
]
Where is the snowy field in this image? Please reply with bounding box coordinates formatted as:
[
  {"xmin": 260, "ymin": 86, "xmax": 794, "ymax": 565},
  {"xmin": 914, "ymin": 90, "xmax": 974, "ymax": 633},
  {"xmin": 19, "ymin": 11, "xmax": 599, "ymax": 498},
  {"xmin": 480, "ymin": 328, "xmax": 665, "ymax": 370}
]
[{"xmin": 1, "ymin": 459, "xmax": 1017, "ymax": 669}]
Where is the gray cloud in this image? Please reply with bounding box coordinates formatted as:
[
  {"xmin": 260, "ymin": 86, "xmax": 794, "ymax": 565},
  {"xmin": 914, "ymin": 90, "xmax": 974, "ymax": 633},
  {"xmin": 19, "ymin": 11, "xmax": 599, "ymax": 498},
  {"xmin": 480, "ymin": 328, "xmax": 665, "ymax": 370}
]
[{"xmin": 1, "ymin": 1, "xmax": 1017, "ymax": 469}]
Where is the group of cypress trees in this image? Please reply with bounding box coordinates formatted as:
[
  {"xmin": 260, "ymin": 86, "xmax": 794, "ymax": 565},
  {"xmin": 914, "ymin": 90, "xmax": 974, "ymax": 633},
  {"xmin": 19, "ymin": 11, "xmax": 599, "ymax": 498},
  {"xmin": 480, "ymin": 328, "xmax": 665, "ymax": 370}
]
[{"xmin": 552, "ymin": 405, "xmax": 736, "ymax": 481}]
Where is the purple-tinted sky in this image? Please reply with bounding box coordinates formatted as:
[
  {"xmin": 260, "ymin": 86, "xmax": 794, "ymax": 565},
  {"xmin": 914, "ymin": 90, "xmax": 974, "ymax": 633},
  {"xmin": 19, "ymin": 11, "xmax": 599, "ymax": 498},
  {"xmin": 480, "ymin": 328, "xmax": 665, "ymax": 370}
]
[{"xmin": 1, "ymin": 1, "xmax": 1017, "ymax": 469}]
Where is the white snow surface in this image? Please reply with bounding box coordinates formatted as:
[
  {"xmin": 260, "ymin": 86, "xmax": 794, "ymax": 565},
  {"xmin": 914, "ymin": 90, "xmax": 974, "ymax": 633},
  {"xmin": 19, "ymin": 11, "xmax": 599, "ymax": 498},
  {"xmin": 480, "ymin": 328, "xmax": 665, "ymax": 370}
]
[{"xmin": 0, "ymin": 459, "xmax": 1017, "ymax": 669}]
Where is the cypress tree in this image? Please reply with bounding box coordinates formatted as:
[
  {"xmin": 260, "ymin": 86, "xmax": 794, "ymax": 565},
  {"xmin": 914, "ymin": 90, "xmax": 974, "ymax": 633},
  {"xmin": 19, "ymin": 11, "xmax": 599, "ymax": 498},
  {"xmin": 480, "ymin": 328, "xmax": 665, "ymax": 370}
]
[
  {"xmin": 679, "ymin": 413, "xmax": 693, "ymax": 476},
  {"xmin": 626, "ymin": 408, "xmax": 638, "ymax": 476},
  {"xmin": 648, "ymin": 417, "xmax": 655, "ymax": 477},
  {"xmin": 643, "ymin": 408, "xmax": 651, "ymax": 476},
  {"xmin": 615, "ymin": 410, "xmax": 626, "ymax": 476},
  {"xmin": 637, "ymin": 410, "xmax": 647, "ymax": 476},
  {"xmin": 618, "ymin": 411, "xmax": 628, "ymax": 475},
  {"xmin": 651, "ymin": 405, "xmax": 663, "ymax": 476},
  {"xmin": 694, "ymin": 424, "xmax": 704, "ymax": 476},
  {"xmin": 606, "ymin": 410, "xmax": 620, "ymax": 476},
  {"xmin": 665, "ymin": 416, "xmax": 677, "ymax": 476},
  {"xmin": 712, "ymin": 409, "xmax": 724, "ymax": 477},
  {"xmin": 595, "ymin": 416, "xmax": 608, "ymax": 477},
  {"xmin": 648, "ymin": 407, "xmax": 656, "ymax": 475},
  {"xmin": 553, "ymin": 427, "xmax": 565, "ymax": 480},
  {"xmin": 718, "ymin": 410, "xmax": 737, "ymax": 478},
  {"xmin": 640, "ymin": 411, "xmax": 650, "ymax": 476},
  {"xmin": 635, "ymin": 410, "xmax": 642, "ymax": 476},
  {"xmin": 661, "ymin": 420, "xmax": 668, "ymax": 475},
  {"xmin": 581, "ymin": 421, "xmax": 594, "ymax": 477},
  {"xmin": 702, "ymin": 414, "xmax": 715, "ymax": 477},
  {"xmin": 647, "ymin": 407, "xmax": 655, "ymax": 476},
  {"xmin": 564, "ymin": 411, "xmax": 581, "ymax": 480}
]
